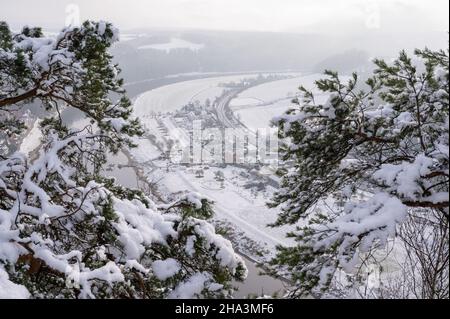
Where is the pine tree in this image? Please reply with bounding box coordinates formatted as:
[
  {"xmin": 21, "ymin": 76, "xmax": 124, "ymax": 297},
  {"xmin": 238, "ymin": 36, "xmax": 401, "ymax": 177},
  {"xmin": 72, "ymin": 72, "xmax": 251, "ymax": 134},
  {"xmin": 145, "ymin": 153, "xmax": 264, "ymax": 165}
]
[
  {"xmin": 0, "ymin": 21, "xmax": 246, "ymax": 299},
  {"xmin": 269, "ymin": 48, "xmax": 449, "ymax": 298}
]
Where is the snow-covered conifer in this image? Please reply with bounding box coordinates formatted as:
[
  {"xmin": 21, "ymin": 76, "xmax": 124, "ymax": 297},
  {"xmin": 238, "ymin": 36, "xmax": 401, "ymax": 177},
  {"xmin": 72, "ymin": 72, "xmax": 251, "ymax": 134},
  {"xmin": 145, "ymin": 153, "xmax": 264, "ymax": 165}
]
[
  {"xmin": 270, "ymin": 48, "xmax": 449, "ymax": 298},
  {"xmin": 0, "ymin": 21, "xmax": 246, "ymax": 298}
]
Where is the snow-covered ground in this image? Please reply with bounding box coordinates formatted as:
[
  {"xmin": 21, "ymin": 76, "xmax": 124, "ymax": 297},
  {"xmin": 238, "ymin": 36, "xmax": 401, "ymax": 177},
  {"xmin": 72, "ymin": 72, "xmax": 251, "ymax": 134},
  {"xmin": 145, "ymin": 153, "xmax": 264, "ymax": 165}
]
[
  {"xmin": 160, "ymin": 167, "xmax": 295, "ymax": 249},
  {"xmin": 235, "ymin": 99, "xmax": 292, "ymax": 131},
  {"xmin": 230, "ymin": 74, "xmax": 325, "ymax": 107},
  {"xmin": 231, "ymin": 73, "xmax": 347, "ymax": 130},
  {"xmin": 126, "ymin": 146, "xmax": 296, "ymax": 257},
  {"xmin": 130, "ymin": 137, "xmax": 161, "ymax": 163},
  {"xmin": 133, "ymin": 74, "xmax": 260, "ymax": 115}
]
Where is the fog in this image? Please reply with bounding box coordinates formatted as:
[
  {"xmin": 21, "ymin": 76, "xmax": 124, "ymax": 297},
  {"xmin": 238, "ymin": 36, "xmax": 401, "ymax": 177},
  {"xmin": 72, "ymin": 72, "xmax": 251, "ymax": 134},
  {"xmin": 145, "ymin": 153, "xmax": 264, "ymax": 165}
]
[
  {"xmin": 1, "ymin": 0, "xmax": 448, "ymax": 35},
  {"xmin": 1, "ymin": 0, "xmax": 448, "ymax": 84}
]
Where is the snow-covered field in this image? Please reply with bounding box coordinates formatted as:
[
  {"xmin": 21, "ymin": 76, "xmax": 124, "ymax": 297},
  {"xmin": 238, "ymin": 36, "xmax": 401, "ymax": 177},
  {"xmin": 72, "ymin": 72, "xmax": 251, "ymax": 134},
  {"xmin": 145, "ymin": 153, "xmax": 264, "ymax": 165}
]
[
  {"xmin": 133, "ymin": 74, "xmax": 260, "ymax": 116},
  {"xmin": 235, "ymin": 99, "xmax": 292, "ymax": 131},
  {"xmin": 231, "ymin": 73, "xmax": 347, "ymax": 130},
  {"xmin": 230, "ymin": 74, "xmax": 325, "ymax": 107},
  {"xmin": 130, "ymin": 138, "xmax": 161, "ymax": 163}
]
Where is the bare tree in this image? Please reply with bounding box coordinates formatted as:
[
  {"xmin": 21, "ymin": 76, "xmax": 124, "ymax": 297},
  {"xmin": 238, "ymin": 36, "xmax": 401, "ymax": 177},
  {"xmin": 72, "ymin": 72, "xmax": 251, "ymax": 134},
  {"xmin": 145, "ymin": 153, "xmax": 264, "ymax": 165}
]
[{"xmin": 398, "ymin": 209, "xmax": 449, "ymax": 299}]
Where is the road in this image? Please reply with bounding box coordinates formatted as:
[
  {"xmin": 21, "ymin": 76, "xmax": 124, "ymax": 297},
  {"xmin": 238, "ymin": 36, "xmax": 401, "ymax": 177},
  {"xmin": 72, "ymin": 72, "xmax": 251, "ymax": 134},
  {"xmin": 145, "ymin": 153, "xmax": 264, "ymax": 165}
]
[{"xmin": 215, "ymin": 89, "xmax": 242, "ymax": 128}]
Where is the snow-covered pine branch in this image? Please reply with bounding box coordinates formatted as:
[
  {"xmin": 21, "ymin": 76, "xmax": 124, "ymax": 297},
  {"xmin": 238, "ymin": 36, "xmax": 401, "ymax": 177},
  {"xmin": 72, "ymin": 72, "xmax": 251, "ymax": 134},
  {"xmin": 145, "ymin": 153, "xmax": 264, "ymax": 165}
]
[
  {"xmin": 0, "ymin": 21, "xmax": 246, "ymax": 298},
  {"xmin": 270, "ymin": 48, "xmax": 449, "ymax": 298}
]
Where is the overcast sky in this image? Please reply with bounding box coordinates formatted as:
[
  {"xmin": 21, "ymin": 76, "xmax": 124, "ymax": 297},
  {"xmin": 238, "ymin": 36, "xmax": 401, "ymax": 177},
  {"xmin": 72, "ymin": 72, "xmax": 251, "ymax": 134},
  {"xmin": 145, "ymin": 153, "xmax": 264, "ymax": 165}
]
[{"xmin": 0, "ymin": 0, "xmax": 448, "ymax": 34}]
